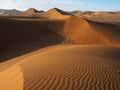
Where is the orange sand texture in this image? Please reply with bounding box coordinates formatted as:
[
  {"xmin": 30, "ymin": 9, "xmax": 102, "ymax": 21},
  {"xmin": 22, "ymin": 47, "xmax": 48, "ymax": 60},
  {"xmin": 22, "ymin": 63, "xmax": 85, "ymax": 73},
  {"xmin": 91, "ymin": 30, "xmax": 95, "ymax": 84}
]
[{"xmin": 0, "ymin": 8, "xmax": 120, "ymax": 90}]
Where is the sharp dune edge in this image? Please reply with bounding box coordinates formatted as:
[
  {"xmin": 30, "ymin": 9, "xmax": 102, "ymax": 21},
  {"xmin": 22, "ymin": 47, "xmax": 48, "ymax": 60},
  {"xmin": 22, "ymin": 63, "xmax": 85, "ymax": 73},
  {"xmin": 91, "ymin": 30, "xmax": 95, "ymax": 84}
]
[{"xmin": 0, "ymin": 8, "xmax": 120, "ymax": 90}]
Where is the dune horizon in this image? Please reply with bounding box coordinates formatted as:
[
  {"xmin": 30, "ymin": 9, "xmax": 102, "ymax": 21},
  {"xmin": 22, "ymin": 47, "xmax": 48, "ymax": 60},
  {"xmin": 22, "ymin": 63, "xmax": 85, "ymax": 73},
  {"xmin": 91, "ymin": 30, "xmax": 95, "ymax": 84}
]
[{"xmin": 0, "ymin": 7, "xmax": 120, "ymax": 90}]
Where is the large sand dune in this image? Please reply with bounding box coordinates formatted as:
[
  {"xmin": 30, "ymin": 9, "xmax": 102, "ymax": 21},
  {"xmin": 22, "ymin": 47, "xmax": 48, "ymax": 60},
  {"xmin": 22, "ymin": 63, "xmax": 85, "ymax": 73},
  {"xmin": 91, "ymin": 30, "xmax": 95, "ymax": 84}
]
[
  {"xmin": 0, "ymin": 17, "xmax": 66, "ymax": 61},
  {"xmin": 59, "ymin": 16, "xmax": 120, "ymax": 45},
  {"xmin": 0, "ymin": 45, "xmax": 120, "ymax": 90},
  {"xmin": 0, "ymin": 8, "xmax": 120, "ymax": 90},
  {"xmin": 46, "ymin": 8, "xmax": 71, "ymax": 19}
]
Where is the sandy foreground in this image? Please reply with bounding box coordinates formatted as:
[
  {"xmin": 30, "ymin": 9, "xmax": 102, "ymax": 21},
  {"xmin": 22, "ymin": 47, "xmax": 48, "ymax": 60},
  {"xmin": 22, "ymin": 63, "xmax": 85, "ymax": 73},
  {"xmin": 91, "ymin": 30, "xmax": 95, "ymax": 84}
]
[
  {"xmin": 0, "ymin": 8, "xmax": 120, "ymax": 90},
  {"xmin": 0, "ymin": 45, "xmax": 120, "ymax": 90}
]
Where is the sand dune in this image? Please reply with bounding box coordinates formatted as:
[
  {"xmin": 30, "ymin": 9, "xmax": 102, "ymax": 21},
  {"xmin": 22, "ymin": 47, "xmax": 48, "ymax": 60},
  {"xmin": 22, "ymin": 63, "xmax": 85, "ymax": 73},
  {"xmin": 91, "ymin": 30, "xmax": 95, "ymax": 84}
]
[
  {"xmin": 70, "ymin": 11, "xmax": 120, "ymax": 23},
  {"xmin": 11, "ymin": 8, "xmax": 48, "ymax": 19},
  {"xmin": 0, "ymin": 17, "xmax": 65, "ymax": 61},
  {"xmin": 88, "ymin": 16, "xmax": 120, "ymax": 24},
  {"xmin": 46, "ymin": 8, "xmax": 71, "ymax": 19},
  {"xmin": 0, "ymin": 45, "xmax": 120, "ymax": 90},
  {"xmin": 71, "ymin": 11, "xmax": 120, "ymax": 18},
  {"xmin": 0, "ymin": 8, "xmax": 120, "ymax": 90},
  {"xmin": 0, "ymin": 8, "xmax": 120, "ymax": 61},
  {"xmin": 62, "ymin": 16, "xmax": 120, "ymax": 45},
  {"xmin": 24, "ymin": 8, "xmax": 39, "ymax": 14}
]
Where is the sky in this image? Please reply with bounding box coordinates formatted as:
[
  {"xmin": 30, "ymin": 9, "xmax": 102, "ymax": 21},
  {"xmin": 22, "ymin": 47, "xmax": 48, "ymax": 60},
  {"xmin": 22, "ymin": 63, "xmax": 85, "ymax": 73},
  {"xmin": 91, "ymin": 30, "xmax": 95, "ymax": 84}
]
[{"xmin": 0, "ymin": 0, "xmax": 120, "ymax": 11}]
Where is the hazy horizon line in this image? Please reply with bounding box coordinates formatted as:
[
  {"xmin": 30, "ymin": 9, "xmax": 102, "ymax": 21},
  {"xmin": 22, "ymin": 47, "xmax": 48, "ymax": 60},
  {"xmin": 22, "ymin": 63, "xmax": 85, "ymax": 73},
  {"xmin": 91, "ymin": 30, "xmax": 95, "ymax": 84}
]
[{"xmin": 0, "ymin": 7, "xmax": 120, "ymax": 12}]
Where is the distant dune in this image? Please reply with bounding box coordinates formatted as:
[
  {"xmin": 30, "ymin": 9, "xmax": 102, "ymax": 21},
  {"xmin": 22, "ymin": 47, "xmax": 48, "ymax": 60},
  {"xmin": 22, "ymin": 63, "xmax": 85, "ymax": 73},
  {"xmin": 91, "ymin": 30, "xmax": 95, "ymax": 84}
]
[
  {"xmin": 24, "ymin": 8, "xmax": 39, "ymax": 14},
  {"xmin": 0, "ymin": 8, "xmax": 120, "ymax": 90},
  {"xmin": 70, "ymin": 11, "xmax": 120, "ymax": 18},
  {"xmin": 46, "ymin": 8, "xmax": 71, "ymax": 19},
  {"xmin": 69, "ymin": 11, "xmax": 120, "ymax": 23}
]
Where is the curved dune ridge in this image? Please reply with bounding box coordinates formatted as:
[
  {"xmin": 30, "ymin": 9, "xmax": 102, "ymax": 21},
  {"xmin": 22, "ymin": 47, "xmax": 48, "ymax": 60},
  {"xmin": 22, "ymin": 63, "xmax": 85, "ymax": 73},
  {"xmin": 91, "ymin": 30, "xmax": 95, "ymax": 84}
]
[
  {"xmin": 63, "ymin": 16, "xmax": 120, "ymax": 45},
  {"xmin": 46, "ymin": 8, "xmax": 71, "ymax": 19},
  {"xmin": 0, "ymin": 45, "xmax": 120, "ymax": 90},
  {"xmin": 24, "ymin": 8, "xmax": 39, "ymax": 14},
  {"xmin": 0, "ymin": 17, "xmax": 66, "ymax": 61},
  {"xmin": 0, "ymin": 8, "xmax": 120, "ymax": 90}
]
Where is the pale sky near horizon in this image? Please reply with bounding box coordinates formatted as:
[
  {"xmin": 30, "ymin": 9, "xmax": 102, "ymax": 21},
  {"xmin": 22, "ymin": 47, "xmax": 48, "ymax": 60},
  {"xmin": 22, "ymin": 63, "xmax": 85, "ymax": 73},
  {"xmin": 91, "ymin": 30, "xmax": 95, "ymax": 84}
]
[{"xmin": 0, "ymin": 0, "xmax": 119, "ymax": 11}]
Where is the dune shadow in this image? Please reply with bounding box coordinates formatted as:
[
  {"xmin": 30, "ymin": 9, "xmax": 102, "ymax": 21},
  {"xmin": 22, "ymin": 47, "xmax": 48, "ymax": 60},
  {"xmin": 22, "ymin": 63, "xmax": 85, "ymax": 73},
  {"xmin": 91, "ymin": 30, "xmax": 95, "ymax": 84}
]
[
  {"xmin": 0, "ymin": 17, "xmax": 65, "ymax": 62},
  {"xmin": 0, "ymin": 31, "xmax": 64, "ymax": 62}
]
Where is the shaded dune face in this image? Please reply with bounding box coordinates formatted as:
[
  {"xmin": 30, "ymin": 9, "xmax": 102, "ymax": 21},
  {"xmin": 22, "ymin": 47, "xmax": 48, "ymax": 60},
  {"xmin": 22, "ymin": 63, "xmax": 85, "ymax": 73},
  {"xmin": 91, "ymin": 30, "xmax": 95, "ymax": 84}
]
[{"xmin": 0, "ymin": 18, "xmax": 65, "ymax": 61}]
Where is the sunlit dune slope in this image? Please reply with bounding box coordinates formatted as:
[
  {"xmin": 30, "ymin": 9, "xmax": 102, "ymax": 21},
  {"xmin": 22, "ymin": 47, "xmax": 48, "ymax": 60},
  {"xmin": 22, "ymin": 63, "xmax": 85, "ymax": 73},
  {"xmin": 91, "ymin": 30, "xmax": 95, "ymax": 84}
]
[
  {"xmin": 0, "ymin": 45, "xmax": 120, "ymax": 90},
  {"xmin": 46, "ymin": 8, "xmax": 71, "ymax": 19},
  {"xmin": 46, "ymin": 8, "xmax": 120, "ymax": 45},
  {"xmin": 62, "ymin": 16, "xmax": 120, "ymax": 45},
  {"xmin": 24, "ymin": 8, "xmax": 39, "ymax": 14}
]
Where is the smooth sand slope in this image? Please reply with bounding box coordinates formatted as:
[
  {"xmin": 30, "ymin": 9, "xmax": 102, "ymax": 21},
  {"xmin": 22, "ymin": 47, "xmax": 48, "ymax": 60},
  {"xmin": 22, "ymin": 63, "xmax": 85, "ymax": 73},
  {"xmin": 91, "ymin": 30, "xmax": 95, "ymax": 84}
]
[
  {"xmin": 62, "ymin": 16, "xmax": 120, "ymax": 45},
  {"xmin": 0, "ymin": 8, "xmax": 120, "ymax": 90},
  {"xmin": 0, "ymin": 45, "xmax": 120, "ymax": 90}
]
